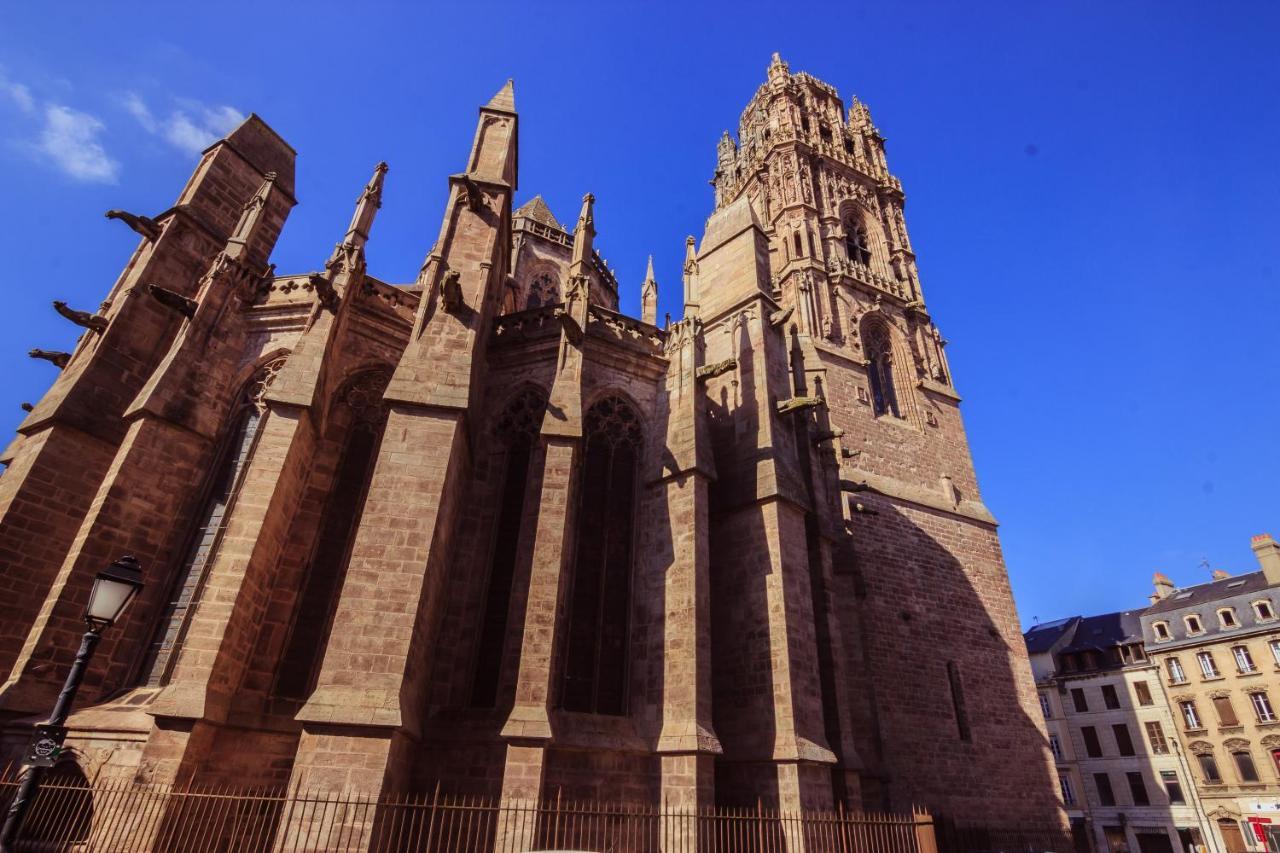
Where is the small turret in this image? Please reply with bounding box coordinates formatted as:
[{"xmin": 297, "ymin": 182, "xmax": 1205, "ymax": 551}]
[
  {"xmin": 570, "ymin": 192, "xmax": 596, "ymax": 269},
  {"xmin": 223, "ymin": 171, "xmax": 278, "ymax": 265},
  {"xmin": 641, "ymin": 255, "xmax": 658, "ymax": 326},
  {"xmin": 345, "ymin": 162, "xmax": 388, "ymax": 249},
  {"xmin": 682, "ymin": 236, "xmax": 699, "ymax": 318},
  {"xmin": 767, "ymin": 52, "xmax": 790, "ymax": 84}
]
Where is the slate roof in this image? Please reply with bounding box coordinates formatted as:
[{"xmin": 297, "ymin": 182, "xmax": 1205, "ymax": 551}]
[
  {"xmin": 1024, "ymin": 617, "xmax": 1078, "ymax": 654},
  {"xmin": 1144, "ymin": 570, "xmax": 1270, "ymax": 615},
  {"xmin": 1059, "ymin": 610, "xmax": 1144, "ymax": 654}
]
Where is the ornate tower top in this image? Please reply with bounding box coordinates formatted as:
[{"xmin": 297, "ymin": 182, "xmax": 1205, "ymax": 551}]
[{"xmin": 711, "ymin": 55, "xmax": 901, "ymax": 212}]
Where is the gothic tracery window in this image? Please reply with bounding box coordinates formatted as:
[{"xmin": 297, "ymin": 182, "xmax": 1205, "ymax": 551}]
[
  {"xmin": 471, "ymin": 387, "xmax": 546, "ymax": 707},
  {"xmin": 845, "ymin": 218, "xmax": 871, "ymax": 266},
  {"xmin": 561, "ymin": 395, "xmax": 641, "ymax": 715},
  {"xmin": 138, "ymin": 355, "xmax": 286, "ymax": 687},
  {"xmin": 863, "ymin": 322, "xmax": 901, "ymax": 419},
  {"xmin": 526, "ymin": 271, "xmax": 560, "ymax": 309},
  {"xmin": 275, "ymin": 369, "xmax": 391, "ymax": 699}
]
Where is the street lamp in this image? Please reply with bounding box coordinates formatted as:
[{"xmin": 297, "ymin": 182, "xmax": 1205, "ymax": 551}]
[{"xmin": 0, "ymin": 555, "xmax": 143, "ymax": 852}]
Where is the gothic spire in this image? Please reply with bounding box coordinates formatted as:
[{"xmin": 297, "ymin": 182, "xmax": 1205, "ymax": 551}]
[
  {"xmin": 344, "ymin": 161, "xmax": 388, "ymax": 248},
  {"xmin": 570, "ymin": 192, "xmax": 596, "ymax": 268},
  {"xmin": 641, "ymin": 255, "xmax": 658, "ymax": 326},
  {"xmin": 223, "ymin": 171, "xmax": 277, "ymax": 262},
  {"xmin": 682, "ymin": 236, "xmax": 699, "ymax": 317},
  {"xmin": 486, "ymin": 79, "xmax": 516, "ymax": 113}
]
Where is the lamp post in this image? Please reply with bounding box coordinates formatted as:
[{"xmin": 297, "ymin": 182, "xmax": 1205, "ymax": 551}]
[{"xmin": 0, "ymin": 556, "xmax": 143, "ymax": 852}]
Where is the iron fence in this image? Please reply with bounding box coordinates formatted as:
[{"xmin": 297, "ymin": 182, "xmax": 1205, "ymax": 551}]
[{"xmin": 0, "ymin": 766, "xmax": 1061, "ymax": 852}]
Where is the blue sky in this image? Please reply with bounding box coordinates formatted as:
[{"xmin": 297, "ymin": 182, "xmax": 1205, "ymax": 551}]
[{"xmin": 1, "ymin": 3, "xmax": 1277, "ymax": 627}]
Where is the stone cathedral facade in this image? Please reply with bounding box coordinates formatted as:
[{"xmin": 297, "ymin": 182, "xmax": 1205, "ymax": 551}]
[{"xmin": 0, "ymin": 55, "xmax": 1063, "ymax": 831}]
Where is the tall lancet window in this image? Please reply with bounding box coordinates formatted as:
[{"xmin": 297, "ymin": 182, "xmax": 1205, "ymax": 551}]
[
  {"xmin": 275, "ymin": 370, "xmax": 390, "ymax": 699},
  {"xmin": 471, "ymin": 388, "xmax": 546, "ymax": 707},
  {"xmin": 845, "ymin": 217, "xmax": 871, "ymax": 266},
  {"xmin": 864, "ymin": 322, "xmax": 901, "ymax": 419},
  {"xmin": 562, "ymin": 396, "xmax": 641, "ymax": 715},
  {"xmin": 139, "ymin": 356, "xmax": 286, "ymax": 687}
]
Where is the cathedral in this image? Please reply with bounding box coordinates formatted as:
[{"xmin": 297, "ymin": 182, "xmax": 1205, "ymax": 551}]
[{"xmin": 0, "ymin": 54, "xmax": 1063, "ymax": 834}]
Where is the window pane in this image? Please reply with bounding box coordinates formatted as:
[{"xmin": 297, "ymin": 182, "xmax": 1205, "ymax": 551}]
[
  {"xmin": 1102, "ymin": 684, "xmax": 1120, "ymax": 709},
  {"xmin": 1126, "ymin": 771, "xmax": 1149, "ymax": 806},
  {"xmin": 1113, "ymin": 724, "xmax": 1135, "ymax": 756},
  {"xmin": 1072, "ymin": 688, "xmax": 1089, "ymax": 713},
  {"xmin": 1134, "ymin": 681, "xmax": 1153, "ymax": 706},
  {"xmin": 1145, "ymin": 721, "xmax": 1169, "ymax": 754},
  {"xmin": 1094, "ymin": 773, "xmax": 1116, "ymax": 806},
  {"xmin": 1234, "ymin": 752, "xmax": 1260, "ymax": 783},
  {"xmin": 1082, "ymin": 726, "xmax": 1103, "ymax": 758}
]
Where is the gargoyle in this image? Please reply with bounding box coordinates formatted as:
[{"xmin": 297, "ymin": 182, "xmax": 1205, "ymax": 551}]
[
  {"xmin": 20, "ymin": 402, "xmax": 33, "ymax": 412},
  {"xmin": 29, "ymin": 349, "xmax": 70, "ymax": 368},
  {"xmin": 439, "ymin": 269, "xmax": 464, "ymax": 312},
  {"xmin": 458, "ymin": 174, "xmax": 484, "ymax": 212},
  {"xmin": 146, "ymin": 284, "xmax": 198, "ymax": 319},
  {"xmin": 695, "ymin": 358, "xmax": 736, "ymax": 382},
  {"xmin": 105, "ymin": 209, "xmax": 162, "ymax": 242},
  {"xmin": 776, "ymin": 395, "xmax": 823, "ymax": 415},
  {"xmin": 769, "ymin": 306, "xmax": 794, "ymax": 327},
  {"xmin": 52, "ymin": 300, "xmax": 109, "ymax": 333},
  {"xmin": 841, "ymin": 447, "xmax": 862, "ymax": 460},
  {"xmin": 309, "ymin": 273, "xmax": 339, "ymax": 311},
  {"xmin": 811, "ymin": 427, "xmax": 845, "ymax": 444},
  {"xmin": 559, "ymin": 311, "xmax": 584, "ymax": 346}
]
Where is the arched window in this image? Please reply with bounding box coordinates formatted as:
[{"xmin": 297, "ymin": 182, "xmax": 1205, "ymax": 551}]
[
  {"xmin": 526, "ymin": 271, "xmax": 560, "ymax": 310},
  {"xmin": 471, "ymin": 388, "xmax": 546, "ymax": 707},
  {"xmin": 138, "ymin": 356, "xmax": 286, "ymax": 686},
  {"xmin": 562, "ymin": 395, "xmax": 641, "ymax": 715},
  {"xmin": 845, "ymin": 218, "xmax": 871, "ymax": 266},
  {"xmin": 863, "ymin": 322, "xmax": 901, "ymax": 418},
  {"xmin": 275, "ymin": 369, "xmax": 391, "ymax": 699}
]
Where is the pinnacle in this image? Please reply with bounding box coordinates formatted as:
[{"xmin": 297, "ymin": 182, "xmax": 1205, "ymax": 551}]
[
  {"xmin": 486, "ymin": 79, "xmax": 516, "ymax": 112},
  {"xmin": 644, "ymin": 255, "xmax": 655, "ymax": 281}
]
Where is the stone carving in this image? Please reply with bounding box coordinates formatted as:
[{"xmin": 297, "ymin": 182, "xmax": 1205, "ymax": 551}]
[
  {"xmin": 248, "ymin": 355, "xmax": 289, "ymax": 412},
  {"xmin": 696, "ymin": 359, "xmax": 736, "ymax": 382},
  {"xmin": 769, "ymin": 306, "xmax": 794, "ymax": 328},
  {"xmin": 146, "ymin": 284, "xmax": 198, "ymax": 318},
  {"xmin": 439, "ymin": 269, "xmax": 464, "ymax": 312},
  {"xmin": 28, "ymin": 349, "xmax": 70, "ymax": 368},
  {"xmin": 458, "ymin": 174, "xmax": 485, "ymax": 212},
  {"xmin": 308, "ymin": 273, "xmax": 339, "ymax": 311},
  {"xmin": 776, "ymin": 395, "xmax": 823, "ymax": 415},
  {"xmin": 51, "ymin": 300, "xmax": 108, "ymax": 333},
  {"xmin": 105, "ymin": 208, "xmax": 162, "ymax": 241}
]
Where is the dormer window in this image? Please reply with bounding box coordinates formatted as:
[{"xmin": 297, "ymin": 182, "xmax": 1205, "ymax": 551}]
[
  {"xmin": 1255, "ymin": 600, "xmax": 1276, "ymax": 622},
  {"xmin": 1185, "ymin": 614, "xmax": 1204, "ymax": 635},
  {"xmin": 1218, "ymin": 608, "xmax": 1239, "ymax": 629},
  {"xmin": 1153, "ymin": 621, "xmax": 1172, "ymax": 642}
]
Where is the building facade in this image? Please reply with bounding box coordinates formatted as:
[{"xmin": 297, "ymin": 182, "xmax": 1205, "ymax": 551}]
[
  {"xmin": 1141, "ymin": 536, "xmax": 1280, "ymax": 853},
  {"xmin": 0, "ymin": 55, "xmax": 1064, "ymax": 843},
  {"xmin": 1027, "ymin": 614, "xmax": 1216, "ymax": 853}
]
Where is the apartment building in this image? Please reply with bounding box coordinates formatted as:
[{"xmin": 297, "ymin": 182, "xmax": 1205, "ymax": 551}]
[
  {"xmin": 1140, "ymin": 535, "xmax": 1280, "ymax": 853},
  {"xmin": 1028, "ymin": 612, "xmax": 1216, "ymax": 852}
]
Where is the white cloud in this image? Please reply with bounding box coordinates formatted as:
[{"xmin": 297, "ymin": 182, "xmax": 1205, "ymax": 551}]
[
  {"xmin": 120, "ymin": 91, "xmax": 157, "ymax": 133},
  {"xmin": 0, "ymin": 68, "xmax": 36, "ymax": 113},
  {"xmin": 123, "ymin": 92, "xmax": 244, "ymax": 155},
  {"xmin": 37, "ymin": 104, "xmax": 120, "ymax": 183}
]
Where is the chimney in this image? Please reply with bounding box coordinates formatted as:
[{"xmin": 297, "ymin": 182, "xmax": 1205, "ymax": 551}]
[
  {"xmin": 1150, "ymin": 572, "xmax": 1175, "ymax": 604},
  {"xmin": 1212, "ymin": 569, "xmax": 1231, "ymax": 580},
  {"xmin": 1253, "ymin": 534, "xmax": 1280, "ymax": 587}
]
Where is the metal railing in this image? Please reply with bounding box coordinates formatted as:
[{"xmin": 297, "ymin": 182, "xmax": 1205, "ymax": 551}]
[{"xmin": 0, "ymin": 766, "xmax": 1061, "ymax": 852}]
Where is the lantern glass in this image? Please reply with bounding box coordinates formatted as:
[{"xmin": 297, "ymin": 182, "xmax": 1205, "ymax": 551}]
[{"xmin": 84, "ymin": 557, "xmax": 143, "ymax": 629}]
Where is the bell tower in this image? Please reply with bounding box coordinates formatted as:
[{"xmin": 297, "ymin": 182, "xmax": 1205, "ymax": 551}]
[{"xmin": 695, "ymin": 55, "xmax": 1063, "ymax": 826}]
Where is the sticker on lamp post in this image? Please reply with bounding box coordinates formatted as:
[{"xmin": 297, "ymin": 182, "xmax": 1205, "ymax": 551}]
[{"xmin": 23, "ymin": 725, "xmax": 67, "ymax": 768}]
